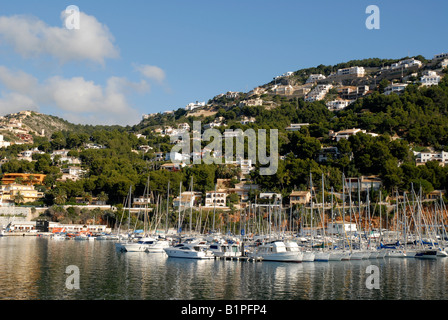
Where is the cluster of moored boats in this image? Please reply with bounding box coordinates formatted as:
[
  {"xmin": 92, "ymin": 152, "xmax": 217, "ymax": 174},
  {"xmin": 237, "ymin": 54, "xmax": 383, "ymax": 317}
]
[{"xmin": 107, "ymin": 231, "xmax": 448, "ymax": 262}]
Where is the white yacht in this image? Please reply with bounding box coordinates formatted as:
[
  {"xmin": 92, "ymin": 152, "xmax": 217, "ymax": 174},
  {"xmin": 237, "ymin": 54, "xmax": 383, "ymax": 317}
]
[
  {"xmin": 209, "ymin": 242, "xmax": 242, "ymax": 258},
  {"xmin": 122, "ymin": 237, "xmax": 169, "ymax": 253},
  {"xmin": 164, "ymin": 241, "xmax": 214, "ymax": 259},
  {"xmin": 250, "ymin": 240, "xmax": 303, "ymax": 262}
]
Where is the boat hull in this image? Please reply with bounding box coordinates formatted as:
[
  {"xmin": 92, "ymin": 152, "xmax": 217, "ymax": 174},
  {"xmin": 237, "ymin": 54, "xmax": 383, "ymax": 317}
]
[
  {"xmin": 258, "ymin": 251, "xmax": 303, "ymax": 262},
  {"xmin": 164, "ymin": 248, "xmax": 214, "ymax": 259},
  {"xmin": 415, "ymin": 250, "xmax": 438, "ymax": 259},
  {"xmin": 314, "ymin": 252, "xmax": 330, "ymax": 262}
]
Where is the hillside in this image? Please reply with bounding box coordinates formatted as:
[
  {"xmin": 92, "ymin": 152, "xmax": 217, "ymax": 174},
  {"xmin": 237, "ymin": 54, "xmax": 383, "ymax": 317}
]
[
  {"xmin": 1, "ymin": 52, "xmax": 448, "ymax": 209},
  {"xmin": 136, "ymin": 53, "xmax": 446, "ymax": 134},
  {"xmin": 0, "ymin": 111, "xmax": 75, "ymax": 140}
]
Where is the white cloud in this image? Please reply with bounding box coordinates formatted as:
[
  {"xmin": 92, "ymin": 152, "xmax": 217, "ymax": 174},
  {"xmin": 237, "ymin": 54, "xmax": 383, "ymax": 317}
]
[
  {"xmin": 135, "ymin": 64, "xmax": 166, "ymax": 83},
  {"xmin": 0, "ymin": 11, "xmax": 119, "ymax": 65},
  {"xmin": 0, "ymin": 92, "xmax": 37, "ymax": 115},
  {"xmin": 0, "ymin": 66, "xmax": 149, "ymax": 125}
]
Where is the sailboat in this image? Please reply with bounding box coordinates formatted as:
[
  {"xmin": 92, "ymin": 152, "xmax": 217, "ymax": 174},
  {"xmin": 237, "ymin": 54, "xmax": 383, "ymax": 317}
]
[
  {"xmin": 311, "ymin": 174, "xmax": 329, "ymax": 262},
  {"xmin": 115, "ymin": 186, "xmax": 134, "ymax": 252}
]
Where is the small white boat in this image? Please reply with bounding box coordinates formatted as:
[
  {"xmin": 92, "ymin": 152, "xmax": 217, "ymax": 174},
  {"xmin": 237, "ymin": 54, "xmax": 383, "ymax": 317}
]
[
  {"xmin": 51, "ymin": 233, "xmax": 67, "ymax": 240},
  {"xmin": 119, "ymin": 237, "xmax": 170, "ymax": 253},
  {"xmin": 122, "ymin": 237, "xmax": 163, "ymax": 252},
  {"xmin": 437, "ymin": 248, "xmax": 448, "ymax": 257},
  {"xmin": 387, "ymin": 249, "xmax": 406, "ymax": 258},
  {"xmin": 251, "ymin": 241, "xmax": 303, "ymax": 262},
  {"xmin": 96, "ymin": 234, "xmax": 119, "ymax": 240},
  {"xmin": 164, "ymin": 242, "xmax": 214, "ymax": 259},
  {"xmin": 74, "ymin": 233, "xmax": 89, "ymax": 240}
]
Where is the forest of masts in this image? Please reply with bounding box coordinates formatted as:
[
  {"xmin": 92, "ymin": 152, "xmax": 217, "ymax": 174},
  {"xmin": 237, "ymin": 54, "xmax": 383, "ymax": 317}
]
[{"xmin": 115, "ymin": 173, "xmax": 448, "ymax": 242}]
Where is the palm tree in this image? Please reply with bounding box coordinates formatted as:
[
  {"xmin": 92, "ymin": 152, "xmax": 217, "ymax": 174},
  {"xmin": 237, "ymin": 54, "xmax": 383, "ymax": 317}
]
[
  {"xmin": 14, "ymin": 191, "xmax": 25, "ymax": 205},
  {"xmin": 83, "ymin": 192, "xmax": 92, "ymax": 205},
  {"xmin": 97, "ymin": 191, "xmax": 109, "ymax": 205},
  {"xmin": 54, "ymin": 191, "xmax": 67, "ymax": 205}
]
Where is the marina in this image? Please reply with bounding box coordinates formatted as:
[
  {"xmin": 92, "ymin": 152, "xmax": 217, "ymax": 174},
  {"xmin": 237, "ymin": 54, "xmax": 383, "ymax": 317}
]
[{"xmin": 1, "ymin": 236, "xmax": 448, "ymax": 300}]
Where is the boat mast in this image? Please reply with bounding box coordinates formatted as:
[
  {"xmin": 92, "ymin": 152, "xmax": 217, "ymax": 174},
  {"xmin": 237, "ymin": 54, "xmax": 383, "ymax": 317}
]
[{"xmin": 165, "ymin": 180, "xmax": 170, "ymax": 235}]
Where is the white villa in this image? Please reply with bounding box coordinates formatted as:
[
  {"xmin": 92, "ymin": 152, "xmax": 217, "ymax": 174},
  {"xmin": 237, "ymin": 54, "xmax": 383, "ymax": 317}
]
[
  {"xmin": 420, "ymin": 71, "xmax": 441, "ymax": 87},
  {"xmin": 305, "ymin": 84, "xmax": 333, "ymax": 102},
  {"xmin": 286, "ymin": 123, "xmax": 310, "ymax": 132},
  {"xmin": 0, "ymin": 135, "xmax": 11, "ymax": 148},
  {"xmin": 384, "ymin": 83, "xmax": 408, "ymax": 95},
  {"xmin": 413, "ymin": 150, "xmax": 448, "ymax": 166},
  {"xmin": 391, "ymin": 58, "xmax": 422, "ymax": 70},
  {"xmin": 205, "ymin": 190, "xmax": 227, "ymax": 208},
  {"xmin": 306, "ymin": 74, "xmax": 326, "ymax": 83},
  {"xmin": 185, "ymin": 101, "xmax": 205, "ymax": 111},
  {"xmin": 336, "ymin": 66, "xmax": 366, "ymax": 77},
  {"xmin": 326, "ymin": 99, "xmax": 353, "ymax": 111},
  {"xmin": 329, "ymin": 128, "xmax": 378, "ymax": 141}
]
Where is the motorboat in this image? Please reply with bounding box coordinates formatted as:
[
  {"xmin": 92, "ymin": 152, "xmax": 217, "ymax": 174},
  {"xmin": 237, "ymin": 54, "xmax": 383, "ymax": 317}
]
[
  {"xmin": 437, "ymin": 248, "xmax": 448, "ymax": 257},
  {"xmin": 122, "ymin": 237, "xmax": 169, "ymax": 252},
  {"xmin": 164, "ymin": 241, "xmax": 214, "ymax": 259},
  {"xmin": 96, "ymin": 233, "xmax": 119, "ymax": 240},
  {"xmin": 250, "ymin": 240, "xmax": 303, "ymax": 262},
  {"xmin": 209, "ymin": 242, "xmax": 242, "ymax": 258}
]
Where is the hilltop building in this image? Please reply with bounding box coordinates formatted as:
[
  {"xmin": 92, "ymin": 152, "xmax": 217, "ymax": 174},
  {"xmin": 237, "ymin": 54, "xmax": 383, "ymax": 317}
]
[
  {"xmin": 306, "ymin": 74, "xmax": 326, "ymax": 83},
  {"xmin": 0, "ymin": 135, "xmax": 11, "ymax": 148},
  {"xmin": 420, "ymin": 71, "xmax": 441, "ymax": 87},
  {"xmin": 0, "ymin": 183, "xmax": 44, "ymax": 205},
  {"xmin": 384, "ymin": 83, "xmax": 408, "ymax": 95},
  {"xmin": 329, "ymin": 128, "xmax": 378, "ymax": 141},
  {"xmin": 289, "ymin": 191, "xmax": 311, "ymax": 206},
  {"xmin": 413, "ymin": 150, "xmax": 448, "ymax": 166},
  {"xmin": 1, "ymin": 173, "xmax": 46, "ymax": 185}
]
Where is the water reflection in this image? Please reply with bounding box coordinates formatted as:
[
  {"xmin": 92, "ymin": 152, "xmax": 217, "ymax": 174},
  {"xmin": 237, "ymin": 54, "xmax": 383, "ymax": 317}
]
[{"xmin": 1, "ymin": 237, "xmax": 448, "ymax": 300}]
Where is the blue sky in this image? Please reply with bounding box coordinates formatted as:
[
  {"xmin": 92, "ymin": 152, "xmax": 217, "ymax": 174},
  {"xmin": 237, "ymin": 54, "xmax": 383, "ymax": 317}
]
[{"xmin": 0, "ymin": 0, "xmax": 447, "ymax": 125}]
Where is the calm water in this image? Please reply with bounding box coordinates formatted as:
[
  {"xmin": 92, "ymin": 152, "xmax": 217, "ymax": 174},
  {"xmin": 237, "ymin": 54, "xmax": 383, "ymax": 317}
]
[{"xmin": 1, "ymin": 236, "xmax": 447, "ymax": 300}]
